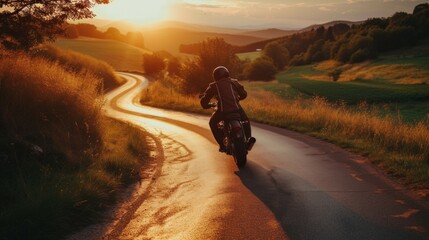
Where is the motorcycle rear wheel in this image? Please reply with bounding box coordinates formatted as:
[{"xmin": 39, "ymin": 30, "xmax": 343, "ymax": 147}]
[{"xmin": 232, "ymin": 138, "xmax": 247, "ymax": 168}]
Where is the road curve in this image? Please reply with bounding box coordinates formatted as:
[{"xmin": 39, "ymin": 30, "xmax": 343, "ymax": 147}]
[{"xmin": 73, "ymin": 72, "xmax": 429, "ymax": 239}]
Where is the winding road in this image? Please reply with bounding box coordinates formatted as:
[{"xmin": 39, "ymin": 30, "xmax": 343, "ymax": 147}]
[{"xmin": 70, "ymin": 72, "xmax": 429, "ymax": 240}]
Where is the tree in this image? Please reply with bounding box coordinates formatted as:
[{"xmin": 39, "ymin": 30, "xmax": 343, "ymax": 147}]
[
  {"xmin": 75, "ymin": 23, "xmax": 103, "ymax": 38},
  {"xmin": 180, "ymin": 38, "xmax": 242, "ymax": 94},
  {"xmin": 167, "ymin": 57, "xmax": 181, "ymax": 76},
  {"xmin": 0, "ymin": 0, "xmax": 110, "ymax": 50},
  {"xmin": 63, "ymin": 25, "xmax": 79, "ymax": 39},
  {"xmin": 263, "ymin": 41, "xmax": 289, "ymax": 70},
  {"xmin": 198, "ymin": 38, "xmax": 240, "ymax": 74},
  {"xmin": 104, "ymin": 27, "xmax": 124, "ymax": 41},
  {"xmin": 413, "ymin": 3, "xmax": 429, "ymax": 15}
]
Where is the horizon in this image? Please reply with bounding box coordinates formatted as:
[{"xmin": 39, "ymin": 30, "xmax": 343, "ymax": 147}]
[
  {"xmin": 90, "ymin": 0, "xmax": 427, "ymax": 30},
  {"xmin": 79, "ymin": 17, "xmax": 360, "ymax": 31}
]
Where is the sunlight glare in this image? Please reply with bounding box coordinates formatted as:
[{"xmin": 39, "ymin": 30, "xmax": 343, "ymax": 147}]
[{"xmin": 94, "ymin": 0, "xmax": 175, "ymax": 24}]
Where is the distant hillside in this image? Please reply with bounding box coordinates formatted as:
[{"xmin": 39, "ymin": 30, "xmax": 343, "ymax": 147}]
[
  {"xmin": 142, "ymin": 28, "xmax": 265, "ymax": 55},
  {"xmin": 240, "ymin": 28, "xmax": 297, "ymax": 39},
  {"xmin": 96, "ymin": 20, "xmax": 250, "ymax": 35},
  {"xmin": 100, "ymin": 20, "xmax": 140, "ymax": 32},
  {"xmin": 143, "ymin": 21, "xmax": 247, "ymax": 35},
  {"xmin": 235, "ymin": 20, "xmax": 364, "ymax": 53},
  {"xmin": 299, "ymin": 20, "xmax": 363, "ymax": 32},
  {"xmin": 72, "ymin": 19, "xmax": 365, "ymax": 56}
]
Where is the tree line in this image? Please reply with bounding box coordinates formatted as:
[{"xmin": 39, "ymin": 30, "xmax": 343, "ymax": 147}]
[
  {"xmin": 284, "ymin": 3, "xmax": 429, "ymax": 66},
  {"xmin": 106, "ymin": 3, "xmax": 429, "ymax": 93},
  {"xmin": 176, "ymin": 3, "xmax": 429, "ymax": 82},
  {"xmin": 64, "ymin": 23, "xmax": 145, "ymax": 49}
]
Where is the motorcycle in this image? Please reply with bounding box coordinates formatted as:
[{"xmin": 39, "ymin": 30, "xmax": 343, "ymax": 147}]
[{"xmin": 209, "ymin": 102, "xmax": 255, "ymax": 169}]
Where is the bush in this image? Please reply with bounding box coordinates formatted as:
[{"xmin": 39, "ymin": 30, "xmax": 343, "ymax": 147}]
[
  {"xmin": 143, "ymin": 53, "xmax": 166, "ymax": 76},
  {"xmin": 245, "ymin": 56, "xmax": 277, "ymax": 81},
  {"xmin": 328, "ymin": 69, "xmax": 342, "ymax": 81},
  {"xmin": 167, "ymin": 57, "xmax": 182, "ymax": 76}
]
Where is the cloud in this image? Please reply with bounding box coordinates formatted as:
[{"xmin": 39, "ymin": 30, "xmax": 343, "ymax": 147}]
[
  {"xmin": 319, "ymin": 6, "xmax": 332, "ymax": 11},
  {"xmin": 167, "ymin": 0, "xmax": 421, "ymax": 29}
]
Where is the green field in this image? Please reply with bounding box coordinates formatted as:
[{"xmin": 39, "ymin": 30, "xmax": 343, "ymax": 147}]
[
  {"xmin": 277, "ymin": 66, "xmax": 429, "ymax": 103},
  {"xmin": 53, "ymin": 37, "xmax": 151, "ymax": 71},
  {"xmin": 274, "ymin": 67, "xmax": 429, "ymax": 122},
  {"xmin": 237, "ymin": 51, "xmax": 261, "ymax": 61},
  {"xmin": 245, "ymin": 41, "xmax": 429, "ymax": 123}
]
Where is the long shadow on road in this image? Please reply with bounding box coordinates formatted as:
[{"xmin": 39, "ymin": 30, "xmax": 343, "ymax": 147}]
[{"xmin": 236, "ymin": 160, "xmax": 427, "ymax": 240}]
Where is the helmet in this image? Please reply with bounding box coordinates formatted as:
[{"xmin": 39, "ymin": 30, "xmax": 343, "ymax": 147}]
[{"xmin": 213, "ymin": 66, "xmax": 230, "ymax": 81}]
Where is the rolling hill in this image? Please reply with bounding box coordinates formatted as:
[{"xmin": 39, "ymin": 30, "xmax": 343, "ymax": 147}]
[
  {"xmin": 141, "ymin": 27, "xmax": 265, "ymax": 55},
  {"xmin": 75, "ymin": 19, "xmax": 365, "ymax": 56},
  {"xmin": 298, "ymin": 20, "xmax": 363, "ymax": 33},
  {"xmin": 53, "ymin": 37, "xmax": 151, "ymax": 71}
]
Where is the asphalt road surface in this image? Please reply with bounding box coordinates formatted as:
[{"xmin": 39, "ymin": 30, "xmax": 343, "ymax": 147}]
[{"xmin": 69, "ymin": 72, "xmax": 429, "ymax": 240}]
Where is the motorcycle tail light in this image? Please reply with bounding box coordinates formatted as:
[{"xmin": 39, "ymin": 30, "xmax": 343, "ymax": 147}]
[{"xmin": 233, "ymin": 125, "xmax": 242, "ymax": 131}]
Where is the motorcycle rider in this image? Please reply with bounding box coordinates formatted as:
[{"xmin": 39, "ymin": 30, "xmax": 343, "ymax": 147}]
[{"xmin": 200, "ymin": 66, "xmax": 255, "ymax": 153}]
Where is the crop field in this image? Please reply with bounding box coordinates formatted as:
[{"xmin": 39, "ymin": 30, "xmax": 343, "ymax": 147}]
[{"xmin": 54, "ymin": 37, "xmax": 151, "ymax": 71}]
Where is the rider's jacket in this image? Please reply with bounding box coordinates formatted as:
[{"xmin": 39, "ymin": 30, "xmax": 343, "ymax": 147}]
[{"xmin": 200, "ymin": 77, "xmax": 247, "ymax": 113}]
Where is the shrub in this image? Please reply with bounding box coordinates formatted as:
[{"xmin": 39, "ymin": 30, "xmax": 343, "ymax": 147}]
[
  {"xmin": 328, "ymin": 69, "xmax": 343, "ymax": 81},
  {"xmin": 167, "ymin": 57, "xmax": 182, "ymax": 76}
]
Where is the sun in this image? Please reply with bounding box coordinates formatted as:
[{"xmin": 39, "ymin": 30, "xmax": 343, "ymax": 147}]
[{"xmin": 93, "ymin": 0, "xmax": 175, "ymax": 24}]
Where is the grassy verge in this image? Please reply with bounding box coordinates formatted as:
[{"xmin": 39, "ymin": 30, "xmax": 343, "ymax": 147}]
[
  {"xmin": 0, "ymin": 119, "xmax": 149, "ymax": 239},
  {"xmin": 0, "ymin": 50, "xmax": 150, "ymax": 239},
  {"xmin": 140, "ymin": 78, "xmax": 429, "ymax": 188}
]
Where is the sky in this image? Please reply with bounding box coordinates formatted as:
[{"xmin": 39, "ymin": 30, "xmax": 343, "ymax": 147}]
[{"xmin": 92, "ymin": 0, "xmax": 427, "ymax": 29}]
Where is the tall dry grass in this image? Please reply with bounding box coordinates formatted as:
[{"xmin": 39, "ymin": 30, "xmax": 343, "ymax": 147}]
[
  {"xmin": 0, "ymin": 49, "xmax": 149, "ymax": 239},
  {"xmin": 31, "ymin": 44, "xmax": 124, "ymax": 91},
  {"xmin": 140, "ymin": 77, "xmax": 210, "ymax": 114},
  {"xmin": 0, "ymin": 51, "xmax": 103, "ymax": 162},
  {"xmin": 141, "ymin": 80, "xmax": 429, "ymax": 185}
]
